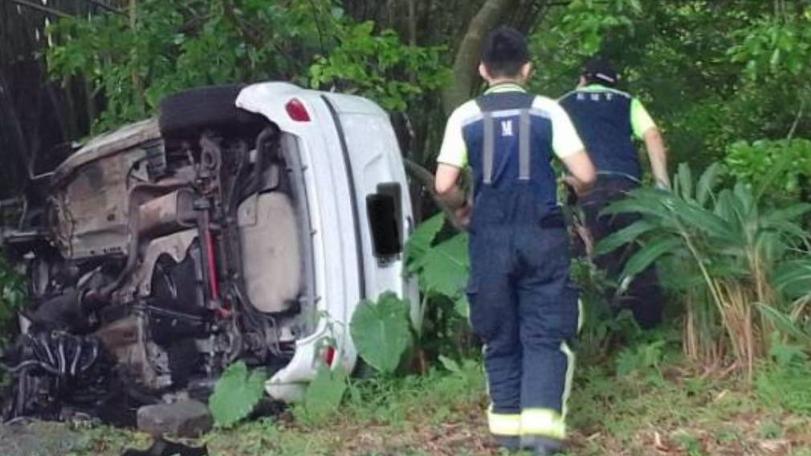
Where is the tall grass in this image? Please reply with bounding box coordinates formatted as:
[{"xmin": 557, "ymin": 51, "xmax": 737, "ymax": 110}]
[{"xmin": 596, "ymin": 163, "xmax": 811, "ymax": 378}]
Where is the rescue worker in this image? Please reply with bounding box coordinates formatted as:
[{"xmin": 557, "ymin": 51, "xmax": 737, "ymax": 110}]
[
  {"xmin": 434, "ymin": 27, "xmax": 596, "ymax": 455},
  {"xmin": 559, "ymin": 57, "xmax": 670, "ymax": 329}
]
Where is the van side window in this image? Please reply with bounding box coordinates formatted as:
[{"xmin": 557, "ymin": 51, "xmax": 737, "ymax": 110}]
[{"xmin": 366, "ymin": 183, "xmax": 403, "ymax": 258}]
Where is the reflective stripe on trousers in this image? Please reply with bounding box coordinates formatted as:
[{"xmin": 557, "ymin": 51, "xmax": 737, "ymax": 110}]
[
  {"xmin": 486, "ymin": 340, "xmax": 576, "ymax": 438},
  {"xmin": 488, "ymin": 406, "xmax": 521, "ymax": 436},
  {"xmin": 520, "ymin": 408, "xmax": 566, "ymax": 439}
]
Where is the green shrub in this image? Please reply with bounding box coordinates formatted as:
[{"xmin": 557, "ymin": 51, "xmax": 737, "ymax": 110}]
[
  {"xmin": 725, "ymin": 139, "xmax": 811, "ymax": 202},
  {"xmin": 598, "ymin": 162, "xmax": 811, "ymax": 377},
  {"xmin": 405, "ymin": 214, "xmax": 473, "ymax": 360}
]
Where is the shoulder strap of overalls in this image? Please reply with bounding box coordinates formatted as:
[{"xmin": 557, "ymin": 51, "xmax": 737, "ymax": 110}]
[{"xmin": 475, "ymin": 93, "xmax": 536, "ymax": 185}]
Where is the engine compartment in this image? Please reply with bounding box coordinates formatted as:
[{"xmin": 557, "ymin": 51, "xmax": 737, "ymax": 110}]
[{"xmin": 0, "ymin": 106, "xmax": 315, "ymax": 425}]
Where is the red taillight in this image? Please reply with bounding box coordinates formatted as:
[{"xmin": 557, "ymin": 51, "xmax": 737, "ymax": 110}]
[
  {"xmin": 323, "ymin": 346, "xmax": 336, "ymax": 366},
  {"xmin": 286, "ymin": 98, "xmax": 311, "ymax": 122}
]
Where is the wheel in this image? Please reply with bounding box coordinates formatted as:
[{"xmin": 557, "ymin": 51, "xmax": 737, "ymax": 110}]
[{"xmin": 158, "ymin": 85, "xmax": 267, "ymax": 140}]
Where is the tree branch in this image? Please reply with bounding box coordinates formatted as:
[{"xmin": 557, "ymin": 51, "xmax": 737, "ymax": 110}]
[
  {"xmin": 403, "ymin": 158, "xmax": 467, "ymax": 231},
  {"xmin": 8, "ymin": 0, "xmax": 70, "ymax": 18}
]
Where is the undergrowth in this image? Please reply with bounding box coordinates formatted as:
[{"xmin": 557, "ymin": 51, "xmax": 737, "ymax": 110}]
[{"xmin": 64, "ymin": 336, "xmax": 811, "ymax": 455}]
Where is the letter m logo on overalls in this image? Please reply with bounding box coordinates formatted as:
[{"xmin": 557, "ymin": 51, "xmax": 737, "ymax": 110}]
[{"xmin": 501, "ymin": 120, "xmax": 514, "ymax": 137}]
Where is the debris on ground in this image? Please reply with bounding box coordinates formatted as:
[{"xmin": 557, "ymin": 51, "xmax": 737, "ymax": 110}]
[{"xmin": 136, "ymin": 400, "xmax": 213, "ymax": 438}]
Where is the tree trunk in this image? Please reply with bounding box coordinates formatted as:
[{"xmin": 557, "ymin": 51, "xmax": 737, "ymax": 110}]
[{"xmin": 441, "ymin": 0, "xmax": 520, "ymax": 115}]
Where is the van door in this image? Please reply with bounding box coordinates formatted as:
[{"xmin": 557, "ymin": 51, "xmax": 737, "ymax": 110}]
[{"xmin": 321, "ymin": 94, "xmax": 419, "ymax": 310}]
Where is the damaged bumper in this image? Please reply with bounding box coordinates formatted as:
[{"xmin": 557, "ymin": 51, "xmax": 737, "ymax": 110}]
[{"xmin": 265, "ymin": 321, "xmax": 354, "ymax": 401}]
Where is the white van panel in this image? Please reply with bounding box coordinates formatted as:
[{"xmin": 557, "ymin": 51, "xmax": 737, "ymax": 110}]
[
  {"xmin": 324, "ymin": 94, "xmax": 420, "ymax": 313},
  {"xmin": 236, "ymin": 83, "xmax": 419, "ymax": 398}
]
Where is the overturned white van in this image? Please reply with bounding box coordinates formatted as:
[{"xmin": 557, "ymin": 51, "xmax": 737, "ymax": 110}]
[{"xmin": 0, "ymin": 83, "xmax": 419, "ymax": 423}]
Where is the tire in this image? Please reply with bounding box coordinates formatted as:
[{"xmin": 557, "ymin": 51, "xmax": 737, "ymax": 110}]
[{"xmin": 158, "ymin": 85, "xmax": 267, "ymax": 140}]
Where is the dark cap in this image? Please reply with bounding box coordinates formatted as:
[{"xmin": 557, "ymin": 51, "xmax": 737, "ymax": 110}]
[{"xmin": 582, "ymin": 57, "xmax": 620, "ymax": 86}]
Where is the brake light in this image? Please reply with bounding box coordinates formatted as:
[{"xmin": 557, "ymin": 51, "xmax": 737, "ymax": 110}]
[
  {"xmin": 286, "ymin": 98, "xmax": 311, "ymax": 122},
  {"xmin": 323, "ymin": 346, "xmax": 336, "ymax": 366}
]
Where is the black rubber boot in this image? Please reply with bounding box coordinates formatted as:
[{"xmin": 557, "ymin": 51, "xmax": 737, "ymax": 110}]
[{"xmin": 521, "ymin": 436, "xmax": 565, "ymax": 455}]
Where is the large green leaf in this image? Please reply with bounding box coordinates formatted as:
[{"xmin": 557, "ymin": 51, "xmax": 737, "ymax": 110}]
[
  {"xmin": 415, "ymin": 233, "xmax": 469, "ymax": 299},
  {"xmin": 696, "ymin": 162, "xmax": 724, "ymax": 206},
  {"xmin": 673, "ymin": 199, "xmax": 732, "ymax": 239},
  {"xmin": 733, "ymin": 182, "xmax": 756, "ymax": 218},
  {"xmin": 755, "ymin": 303, "xmax": 811, "ymax": 344},
  {"xmin": 620, "ymin": 237, "xmax": 683, "ymax": 284},
  {"xmin": 405, "ymin": 214, "xmax": 445, "ymax": 272},
  {"xmin": 763, "ymin": 203, "xmax": 811, "ymax": 225},
  {"xmin": 762, "ymin": 219, "xmax": 811, "ymax": 241},
  {"xmin": 774, "ymin": 259, "xmax": 811, "ymax": 300},
  {"xmin": 209, "ymin": 361, "xmax": 268, "ymax": 428},
  {"xmin": 602, "ymin": 189, "xmax": 671, "ymax": 219},
  {"xmin": 676, "ymin": 162, "xmax": 694, "ymax": 201},
  {"xmin": 454, "ymin": 294, "xmax": 470, "ymax": 319},
  {"xmin": 350, "ymin": 292, "xmax": 413, "ymax": 374},
  {"xmin": 300, "ymin": 366, "xmax": 348, "ymax": 424},
  {"xmin": 594, "ymin": 220, "xmax": 658, "ymax": 256},
  {"xmin": 714, "ymin": 189, "xmax": 739, "ymax": 223}
]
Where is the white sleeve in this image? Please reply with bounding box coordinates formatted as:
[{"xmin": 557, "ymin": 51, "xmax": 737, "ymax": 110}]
[{"xmin": 437, "ymin": 101, "xmax": 479, "ymax": 168}]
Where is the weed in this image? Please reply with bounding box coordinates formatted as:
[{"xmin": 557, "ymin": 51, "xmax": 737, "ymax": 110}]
[
  {"xmin": 615, "ymin": 339, "xmax": 666, "ymax": 376},
  {"xmin": 716, "ymin": 427, "xmax": 740, "ymax": 444},
  {"xmin": 40, "ymin": 351, "xmax": 811, "ymax": 455},
  {"xmin": 293, "ymin": 366, "xmax": 349, "ymax": 426},
  {"xmin": 759, "ymin": 420, "xmax": 784, "ymax": 439},
  {"xmin": 755, "ymin": 335, "xmax": 811, "ymax": 416},
  {"xmin": 674, "ymin": 431, "xmax": 706, "ymax": 456},
  {"xmin": 756, "ymin": 362, "xmax": 811, "ymax": 416}
]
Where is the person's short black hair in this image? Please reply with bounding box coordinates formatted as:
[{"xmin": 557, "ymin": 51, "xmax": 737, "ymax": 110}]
[
  {"xmin": 582, "ymin": 56, "xmax": 620, "ymax": 86},
  {"xmin": 481, "ymin": 26, "xmax": 530, "ymax": 79}
]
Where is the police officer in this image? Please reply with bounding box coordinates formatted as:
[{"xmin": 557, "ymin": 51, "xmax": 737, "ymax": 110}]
[
  {"xmin": 559, "ymin": 57, "xmax": 669, "ymax": 329},
  {"xmin": 434, "ymin": 27, "xmax": 596, "ymax": 455}
]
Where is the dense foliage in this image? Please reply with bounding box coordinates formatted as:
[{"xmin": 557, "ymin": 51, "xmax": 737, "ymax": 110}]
[
  {"xmin": 598, "ymin": 163, "xmax": 811, "ymax": 374},
  {"xmin": 46, "ymin": 0, "xmax": 448, "ymax": 131}
]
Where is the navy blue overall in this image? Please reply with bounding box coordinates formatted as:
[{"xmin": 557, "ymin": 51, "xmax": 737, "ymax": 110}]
[
  {"xmin": 463, "ymin": 91, "xmax": 580, "ymax": 439},
  {"xmin": 560, "ymin": 87, "xmax": 664, "ymax": 329},
  {"xmin": 559, "ymin": 88, "xmax": 641, "ymax": 180}
]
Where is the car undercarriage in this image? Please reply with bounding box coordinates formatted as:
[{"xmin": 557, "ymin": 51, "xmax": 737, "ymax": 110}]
[{"xmin": 0, "ymin": 86, "xmax": 316, "ymax": 426}]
